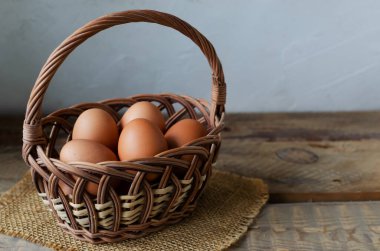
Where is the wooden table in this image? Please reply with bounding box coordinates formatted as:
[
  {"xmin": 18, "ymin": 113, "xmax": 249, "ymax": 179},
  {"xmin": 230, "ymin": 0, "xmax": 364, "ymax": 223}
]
[{"xmin": 2, "ymin": 113, "xmax": 380, "ymax": 250}]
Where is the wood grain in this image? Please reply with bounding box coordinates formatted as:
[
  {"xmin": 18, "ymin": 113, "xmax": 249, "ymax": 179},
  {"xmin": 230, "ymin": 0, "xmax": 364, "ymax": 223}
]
[
  {"xmin": 3, "ymin": 113, "xmax": 380, "ymax": 201},
  {"xmin": 3, "ymin": 202, "xmax": 380, "ymax": 251},
  {"xmin": 222, "ymin": 112, "xmax": 380, "ymax": 141},
  {"xmin": 2, "ymin": 112, "xmax": 380, "ymax": 250},
  {"xmin": 0, "ymin": 146, "xmax": 27, "ymax": 195},
  {"xmin": 218, "ymin": 112, "xmax": 380, "ymax": 202},
  {"xmin": 0, "ymin": 235, "xmax": 51, "ymax": 251},
  {"xmin": 230, "ymin": 202, "xmax": 380, "ymax": 251},
  {"xmin": 218, "ymin": 140, "xmax": 380, "ymax": 202}
]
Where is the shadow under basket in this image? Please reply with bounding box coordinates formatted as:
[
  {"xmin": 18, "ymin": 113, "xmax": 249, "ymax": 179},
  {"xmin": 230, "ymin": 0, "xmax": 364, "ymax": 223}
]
[{"xmin": 22, "ymin": 10, "xmax": 226, "ymax": 243}]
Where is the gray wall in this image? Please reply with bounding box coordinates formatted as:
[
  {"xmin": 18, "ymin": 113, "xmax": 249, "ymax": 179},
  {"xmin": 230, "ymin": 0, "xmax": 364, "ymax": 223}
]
[{"xmin": 2, "ymin": 0, "xmax": 380, "ymax": 114}]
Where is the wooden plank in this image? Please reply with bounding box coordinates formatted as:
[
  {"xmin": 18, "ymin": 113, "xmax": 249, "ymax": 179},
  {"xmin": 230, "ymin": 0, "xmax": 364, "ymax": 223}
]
[
  {"xmin": 0, "ymin": 146, "xmax": 28, "ymax": 195},
  {"xmin": 2, "ymin": 113, "xmax": 380, "ymax": 249},
  {"xmin": 217, "ymin": 140, "xmax": 380, "ymax": 202},
  {"xmin": 218, "ymin": 112, "xmax": 380, "ymax": 202},
  {"xmin": 223, "ymin": 112, "xmax": 380, "ymax": 141},
  {"xmin": 2, "ymin": 201, "xmax": 380, "ymax": 251},
  {"xmin": 0, "ymin": 116, "xmax": 23, "ymax": 147},
  {"xmin": 0, "ymin": 235, "xmax": 51, "ymax": 251},
  {"xmin": 229, "ymin": 202, "xmax": 380, "ymax": 251},
  {"xmin": 2, "ymin": 112, "xmax": 380, "ymax": 202}
]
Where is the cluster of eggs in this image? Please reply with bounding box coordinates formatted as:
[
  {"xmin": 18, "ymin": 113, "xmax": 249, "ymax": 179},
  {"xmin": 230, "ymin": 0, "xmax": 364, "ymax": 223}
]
[{"xmin": 58, "ymin": 101, "xmax": 207, "ymax": 196}]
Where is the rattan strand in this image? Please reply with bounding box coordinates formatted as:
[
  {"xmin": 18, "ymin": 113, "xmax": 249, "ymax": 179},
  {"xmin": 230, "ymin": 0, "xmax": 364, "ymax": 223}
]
[{"xmin": 22, "ymin": 10, "xmax": 226, "ymax": 243}]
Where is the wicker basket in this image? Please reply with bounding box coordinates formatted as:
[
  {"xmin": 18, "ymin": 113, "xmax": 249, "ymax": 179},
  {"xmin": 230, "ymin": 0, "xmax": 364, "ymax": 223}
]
[{"xmin": 22, "ymin": 10, "xmax": 226, "ymax": 243}]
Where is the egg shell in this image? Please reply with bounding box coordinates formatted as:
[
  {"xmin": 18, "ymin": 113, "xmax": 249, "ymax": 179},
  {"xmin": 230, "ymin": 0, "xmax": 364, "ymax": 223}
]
[
  {"xmin": 121, "ymin": 101, "xmax": 165, "ymax": 132},
  {"xmin": 72, "ymin": 108, "xmax": 119, "ymax": 150},
  {"xmin": 118, "ymin": 118, "xmax": 168, "ymax": 182},
  {"xmin": 60, "ymin": 139, "xmax": 118, "ymax": 196},
  {"xmin": 165, "ymin": 119, "xmax": 207, "ymax": 178},
  {"xmin": 165, "ymin": 119, "xmax": 207, "ymax": 149}
]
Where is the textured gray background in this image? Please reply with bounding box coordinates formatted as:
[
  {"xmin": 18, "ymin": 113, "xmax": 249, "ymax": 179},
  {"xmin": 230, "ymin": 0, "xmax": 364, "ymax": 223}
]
[{"xmin": 1, "ymin": 0, "xmax": 380, "ymax": 114}]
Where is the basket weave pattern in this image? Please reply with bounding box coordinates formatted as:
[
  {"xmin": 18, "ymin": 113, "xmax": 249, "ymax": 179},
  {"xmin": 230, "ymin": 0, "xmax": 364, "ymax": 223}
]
[{"xmin": 22, "ymin": 10, "xmax": 226, "ymax": 243}]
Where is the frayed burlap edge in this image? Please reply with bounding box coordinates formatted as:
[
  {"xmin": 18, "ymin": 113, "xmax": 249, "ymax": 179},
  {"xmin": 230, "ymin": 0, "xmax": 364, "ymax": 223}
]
[
  {"xmin": 217, "ymin": 171, "xmax": 269, "ymax": 250},
  {"xmin": 0, "ymin": 170, "xmax": 268, "ymax": 251}
]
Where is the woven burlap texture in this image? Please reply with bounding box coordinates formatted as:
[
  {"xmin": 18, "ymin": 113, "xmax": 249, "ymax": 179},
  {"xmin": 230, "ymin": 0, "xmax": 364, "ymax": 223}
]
[{"xmin": 0, "ymin": 169, "xmax": 268, "ymax": 251}]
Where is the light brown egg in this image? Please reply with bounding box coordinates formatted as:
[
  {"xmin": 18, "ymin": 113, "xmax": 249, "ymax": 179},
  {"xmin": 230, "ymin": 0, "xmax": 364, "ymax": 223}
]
[
  {"xmin": 165, "ymin": 119, "xmax": 207, "ymax": 148},
  {"xmin": 164, "ymin": 119, "xmax": 207, "ymax": 178},
  {"xmin": 72, "ymin": 108, "xmax": 119, "ymax": 150},
  {"xmin": 60, "ymin": 139, "xmax": 118, "ymax": 196},
  {"xmin": 120, "ymin": 101, "xmax": 165, "ymax": 131},
  {"xmin": 118, "ymin": 118, "xmax": 168, "ymax": 181}
]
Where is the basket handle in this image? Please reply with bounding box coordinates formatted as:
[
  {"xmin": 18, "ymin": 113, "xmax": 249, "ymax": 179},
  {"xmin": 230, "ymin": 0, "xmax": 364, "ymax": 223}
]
[{"xmin": 23, "ymin": 10, "xmax": 226, "ymax": 155}]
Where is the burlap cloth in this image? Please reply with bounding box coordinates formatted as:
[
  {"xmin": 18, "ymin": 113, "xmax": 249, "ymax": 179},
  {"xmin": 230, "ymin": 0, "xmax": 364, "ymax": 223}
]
[{"xmin": 0, "ymin": 170, "xmax": 268, "ymax": 251}]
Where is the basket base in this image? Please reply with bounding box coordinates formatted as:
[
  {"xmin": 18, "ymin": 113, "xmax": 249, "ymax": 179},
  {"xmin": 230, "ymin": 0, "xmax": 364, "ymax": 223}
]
[{"xmin": 56, "ymin": 209, "xmax": 195, "ymax": 244}]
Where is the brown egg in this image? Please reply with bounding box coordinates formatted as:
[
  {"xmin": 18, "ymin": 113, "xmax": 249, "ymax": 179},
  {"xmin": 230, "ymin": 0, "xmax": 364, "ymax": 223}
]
[
  {"xmin": 60, "ymin": 139, "xmax": 118, "ymax": 196},
  {"xmin": 121, "ymin": 101, "xmax": 165, "ymax": 132},
  {"xmin": 165, "ymin": 119, "xmax": 207, "ymax": 148},
  {"xmin": 72, "ymin": 108, "xmax": 119, "ymax": 150},
  {"xmin": 165, "ymin": 119, "xmax": 207, "ymax": 178},
  {"xmin": 118, "ymin": 119, "xmax": 168, "ymax": 181}
]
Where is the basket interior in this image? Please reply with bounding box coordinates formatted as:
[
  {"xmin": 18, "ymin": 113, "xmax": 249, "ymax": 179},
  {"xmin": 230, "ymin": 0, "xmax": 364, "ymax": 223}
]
[{"xmin": 42, "ymin": 94, "xmax": 216, "ymax": 155}]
